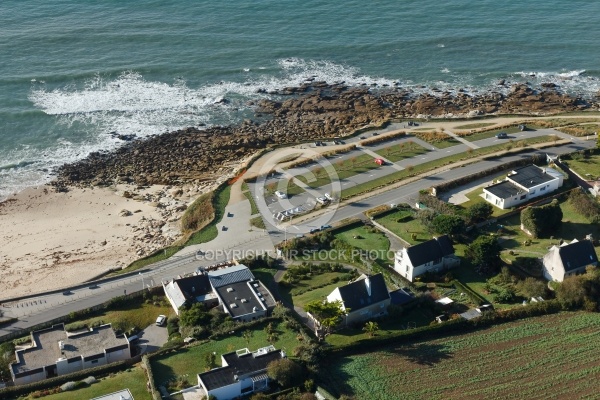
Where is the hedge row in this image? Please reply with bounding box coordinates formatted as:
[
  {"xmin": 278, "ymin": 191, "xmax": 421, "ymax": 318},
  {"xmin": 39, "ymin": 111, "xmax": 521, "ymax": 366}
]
[
  {"xmin": 359, "ymin": 131, "xmax": 407, "ymax": 146},
  {"xmin": 325, "ymin": 299, "xmax": 563, "ymax": 356},
  {"xmin": 432, "ymin": 153, "xmax": 546, "ymax": 194},
  {"xmin": 141, "ymin": 355, "xmax": 162, "ymax": 400},
  {"xmin": 452, "ymin": 280, "xmax": 487, "ymax": 306}
]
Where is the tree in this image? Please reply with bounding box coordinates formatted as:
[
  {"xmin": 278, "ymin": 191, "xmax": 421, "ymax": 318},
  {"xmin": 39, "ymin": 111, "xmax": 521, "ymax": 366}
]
[
  {"xmin": 517, "ymin": 277, "xmax": 547, "ymax": 298},
  {"xmin": 267, "ymin": 358, "xmax": 304, "ymax": 388},
  {"xmin": 520, "ymin": 199, "xmax": 563, "ymax": 238},
  {"xmin": 466, "ymin": 202, "xmax": 493, "ymax": 224},
  {"xmin": 304, "ymin": 300, "xmax": 345, "ymax": 334},
  {"xmin": 179, "ymin": 302, "xmax": 211, "ymax": 327},
  {"xmin": 431, "ymin": 214, "xmax": 465, "ymax": 235},
  {"xmin": 556, "ymin": 275, "xmax": 587, "ymax": 308},
  {"xmin": 465, "ymin": 235, "xmax": 502, "ymax": 273},
  {"xmin": 242, "ymin": 330, "xmax": 253, "ymax": 346},
  {"xmin": 362, "ymin": 321, "xmax": 379, "ymax": 337}
]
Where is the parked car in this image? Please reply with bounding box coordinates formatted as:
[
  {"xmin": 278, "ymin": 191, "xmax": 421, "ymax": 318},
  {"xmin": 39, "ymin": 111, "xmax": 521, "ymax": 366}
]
[
  {"xmin": 274, "ymin": 191, "xmax": 287, "ymax": 199},
  {"xmin": 309, "ymin": 228, "xmax": 320, "ymax": 234},
  {"xmin": 372, "ymin": 132, "xmax": 379, "ymax": 136},
  {"xmin": 320, "ymin": 224, "xmax": 332, "ymax": 231},
  {"xmin": 316, "ymin": 196, "xmax": 329, "ymax": 205},
  {"xmin": 496, "ymin": 132, "xmax": 508, "ymax": 139},
  {"xmin": 156, "ymin": 315, "xmax": 167, "ymax": 326},
  {"xmin": 324, "ymin": 193, "xmax": 334, "ymax": 201},
  {"xmin": 359, "ymin": 136, "xmax": 366, "ymax": 139}
]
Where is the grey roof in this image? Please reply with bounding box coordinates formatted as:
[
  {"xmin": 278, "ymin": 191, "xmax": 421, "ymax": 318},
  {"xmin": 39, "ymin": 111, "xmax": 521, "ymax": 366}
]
[
  {"xmin": 389, "ymin": 289, "xmax": 414, "ymax": 305},
  {"xmin": 336, "ymin": 273, "xmax": 390, "ymax": 312},
  {"xmin": 12, "ymin": 324, "xmax": 128, "ymax": 374},
  {"xmin": 406, "ymin": 235, "xmax": 455, "ymax": 267},
  {"xmin": 484, "ymin": 180, "xmax": 521, "ymax": 199},
  {"xmin": 208, "ymin": 264, "xmax": 255, "ymax": 288},
  {"xmin": 215, "ymin": 281, "xmax": 266, "ymax": 318},
  {"xmin": 460, "ymin": 309, "xmax": 482, "ymax": 320},
  {"xmin": 164, "ymin": 274, "xmax": 214, "ymax": 310},
  {"xmin": 558, "ymin": 239, "xmax": 598, "ymax": 272},
  {"xmin": 199, "ymin": 347, "xmax": 283, "ymax": 391},
  {"xmin": 509, "ymin": 165, "xmax": 556, "ymax": 189}
]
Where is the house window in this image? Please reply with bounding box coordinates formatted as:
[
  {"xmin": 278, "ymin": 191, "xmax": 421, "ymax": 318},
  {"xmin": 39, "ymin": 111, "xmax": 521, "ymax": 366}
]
[
  {"xmin": 540, "ymin": 186, "xmax": 546, "ymax": 191},
  {"xmin": 91, "ymin": 360, "xmax": 98, "ymax": 364},
  {"xmin": 520, "ymin": 195, "xmax": 526, "ymax": 200},
  {"xmin": 530, "ymin": 190, "xmax": 536, "ymax": 195}
]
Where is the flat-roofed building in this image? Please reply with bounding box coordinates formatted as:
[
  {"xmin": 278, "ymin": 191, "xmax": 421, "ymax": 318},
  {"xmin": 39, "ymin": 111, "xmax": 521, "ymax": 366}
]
[
  {"xmin": 483, "ymin": 165, "xmax": 563, "ymax": 209},
  {"xmin": 10, "ymin": 324, "xmax": 131, "ymax": 385}
]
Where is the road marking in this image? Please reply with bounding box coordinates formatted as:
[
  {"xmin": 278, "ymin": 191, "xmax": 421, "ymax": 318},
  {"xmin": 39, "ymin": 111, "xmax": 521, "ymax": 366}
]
[{"xmin": 447, "ymin": 150, "xmax": 451, "ymax": 152}]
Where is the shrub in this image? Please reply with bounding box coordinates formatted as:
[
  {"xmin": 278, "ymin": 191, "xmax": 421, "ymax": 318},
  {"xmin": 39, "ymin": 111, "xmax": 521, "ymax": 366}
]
[
  {"xmin": 181, "ymin": 191, "xmax": 214, "ymax": 232},
  {"xmin": 60, "ymin": 381, "xmax": 77, "ymax": 392},
  {"xmin": 520, "ymin": 199, "xmax": 563, "ymax": 238},
  {"xmin": 568, "ymin": 189, "xmax": 600, "ymax": 223}
]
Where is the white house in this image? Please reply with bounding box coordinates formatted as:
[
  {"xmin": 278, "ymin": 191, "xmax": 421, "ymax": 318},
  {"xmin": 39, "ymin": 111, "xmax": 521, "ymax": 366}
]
[
  {"xmin": 542, "ymin": 239, "xmax": 598, "ymax": 282},
  {"xmin": 326, "ymin": 273, "xmax": 391, "ymax": 326},
  {"xmin": 483, "ymin": 165, "xmax": 563, "ymax": 209},
  {"xmin": 394, "ymin": 235, "xmax": 459, "ymax": 282},
  {"xmin": 10, "ymin": 324, "xmax": 131, "ymax": 385},
  {"xmin": 197, "ymin": 346, "xmax": 284, "ymax": 400}
]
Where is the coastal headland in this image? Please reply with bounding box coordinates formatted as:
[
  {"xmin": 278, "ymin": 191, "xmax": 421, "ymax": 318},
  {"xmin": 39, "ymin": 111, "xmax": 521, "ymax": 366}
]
[{"xmin": 1, "ymin": 81, "xmax": 598, "ymax": 298}]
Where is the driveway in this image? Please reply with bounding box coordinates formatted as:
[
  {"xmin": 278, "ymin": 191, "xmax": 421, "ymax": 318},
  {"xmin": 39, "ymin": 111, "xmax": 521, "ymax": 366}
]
[{"xmin": 137, "ymin": 323, "xmax": 168, "ymax": 354}]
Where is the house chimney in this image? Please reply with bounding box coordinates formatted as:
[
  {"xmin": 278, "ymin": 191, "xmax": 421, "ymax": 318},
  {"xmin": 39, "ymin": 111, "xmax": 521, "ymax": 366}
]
[{"xmin": 365, "ymin": 276, "xmax": 372, "ymax": 297}]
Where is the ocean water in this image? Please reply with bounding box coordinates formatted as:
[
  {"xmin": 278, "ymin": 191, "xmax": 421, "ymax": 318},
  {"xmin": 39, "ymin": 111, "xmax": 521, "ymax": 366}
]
[{"xmin": 1, "ymin": 0, "xmax": 599, "ymax": 198}]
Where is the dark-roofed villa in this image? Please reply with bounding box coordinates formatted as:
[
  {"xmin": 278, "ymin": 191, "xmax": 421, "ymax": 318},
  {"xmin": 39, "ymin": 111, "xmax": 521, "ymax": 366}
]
[
  {"xmin": 197, "ymin": 345, "xmax": 285, "ymax": 400},
  {"xmin": 542, "ymin": 238, "xmax": 598, "ymax": 282},
  {"xmin": 483, "ymin": 164, "xmax": 563, "ymax": 209},
  {"xmin": 394, "ymin": 235, "xmax": 459, "ymax": 281},
  {"xmin": 325, "ymin": 273, "xmax": 391, "ymax": 326}
]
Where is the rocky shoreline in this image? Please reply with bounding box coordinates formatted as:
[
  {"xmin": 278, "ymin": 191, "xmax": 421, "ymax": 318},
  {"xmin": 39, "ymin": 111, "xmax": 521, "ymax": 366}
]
[{"xmin": 52, "ymin": 81, "xmax": 596, "ymax": 190}]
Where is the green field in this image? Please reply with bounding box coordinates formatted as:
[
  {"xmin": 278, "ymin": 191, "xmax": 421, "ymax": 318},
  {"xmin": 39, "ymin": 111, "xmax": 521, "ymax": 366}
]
[
  {"xmin": 562, "ymin": 152, "xmax": 600, "ymax": 180},
  {"xmin": 320, "ymin": 312, "xmax": 600, "ymax": 400},
  {"xmin": 150, "ymin": 319, "xmax": 300, "ymax": 387},
  {"xmin": 35, "ymin": 366, "xmax": 151, "ymax": 400},
  {"xmin": 462, "ymin": 126, "xmax": 526, "ymax": 142},
  {"xmin": 374, "ymin": 142, "xmax": 429, "ymax": 162},
  {"xmin": 373, "ymin": 209, "xmax": 431, "ymax": 245},
  {"xmin": 454, "ymin": 122, "xmax": 496, "ymax": 130},
  {"xmin": 279, "ymin": 270, "xmax": 350, "ymax": 308}
]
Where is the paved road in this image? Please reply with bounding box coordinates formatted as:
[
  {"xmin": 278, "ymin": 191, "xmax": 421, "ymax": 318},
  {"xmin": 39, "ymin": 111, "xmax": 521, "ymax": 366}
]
[{"xmin": 0, "ymin": 129, "xmax": 592, "ymax": 339}]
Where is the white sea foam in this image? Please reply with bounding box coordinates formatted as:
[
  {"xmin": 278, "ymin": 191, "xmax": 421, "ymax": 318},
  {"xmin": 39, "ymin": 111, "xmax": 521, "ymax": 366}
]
[{"xmin": 9, "ymin": 60, "xmax": 598, "ymax": 200}]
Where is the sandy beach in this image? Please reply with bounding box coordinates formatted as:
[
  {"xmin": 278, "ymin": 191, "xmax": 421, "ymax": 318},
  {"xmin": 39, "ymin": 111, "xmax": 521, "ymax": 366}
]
[{"xmin": 0, "ymin": 183, "xmax": 206, "ymax": 299}]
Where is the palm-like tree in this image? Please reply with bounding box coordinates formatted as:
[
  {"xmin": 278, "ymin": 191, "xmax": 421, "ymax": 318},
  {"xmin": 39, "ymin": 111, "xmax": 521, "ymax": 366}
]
[{"xmin": 363, "ymin": 321, "xmax": 379, "ymax": 337}]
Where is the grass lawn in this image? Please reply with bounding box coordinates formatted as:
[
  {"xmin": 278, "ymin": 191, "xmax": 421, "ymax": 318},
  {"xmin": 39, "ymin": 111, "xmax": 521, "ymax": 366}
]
[
  {"xmin": 37, "ymin": 365, "xmax": 151, "ymax": 400},
  {"xmin": 483, "ymin": 199, "xmax": 600, "ymax": 258},
  {"xmin": 457, "ymin": 189, "xmax": 511, "ymax": 218},
  {"xmin": 66, "ymin": 300, "xmax": 174, "ymax": 333},
  {"xmin": 325, "ymin": 306, "xmax": 435, "ymax": 348},
  {"xmin": 454, "ymin": 122, "xmax": 496, "ymax": 130},
  {"xmin": 462, "ymin": 126, "xmax": 525, "ymax": 142},
  {"xmin": 558, "ymin": 123, "xmax": 600, "ymax": 137},
  {"xmin": 320, "ymin": 312, "xmax": 600, "ymax": 399},
  {"xmin": 431, "ymin": 138, "xmax": 461, "ymax": 149},
  {"xmin": 373, "ymin": 209, "xmax": 430, "ymax": 245},
  {"xmin": 279, "ymin": 270, "xmax": 350, "ymax": 308},
  {"xmin": 374, "ymin": 143, "xmax": 429, "ymax": 162},
  {"xmin": 185, "ymin": 185, "xmax": 231, "ymax": 246},
  {"xmin": 334, "ymin": 225, "xmax": 391, "ymax": 257},
  {"xmin": 150, "ymin": 320, "xmax": 301, "ymax": 387},
  {"xmin": 243, "ymin": 189, "xmax": 259, "ymax": 215},
  {"xmin": 562, "ymin": 152, "xmax": 600, "ymax": 180},
  {"xmin": 250, "ymin": 215, "xmax": 266, "ymax": 229},
  {"xmin": 294, "ymin": 153, "xmax": 383, "ymax": 190}
]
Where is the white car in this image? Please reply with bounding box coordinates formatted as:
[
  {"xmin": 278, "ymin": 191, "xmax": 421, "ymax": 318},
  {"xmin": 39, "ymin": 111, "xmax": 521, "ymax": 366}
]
[
  {"xmin": 156, "ymin": 315, "xmax": 167, "ymax": 326},
  {"xmin": 324, "ymin": 193, "xmax": 334, "ymax": 201},
  {"xmin": 316, "ymin": 196, "xmax": 329, "ymax": 205},
  {"xmin": 274, "ymin": 191, "xmax": 287, "ymax": 199}
]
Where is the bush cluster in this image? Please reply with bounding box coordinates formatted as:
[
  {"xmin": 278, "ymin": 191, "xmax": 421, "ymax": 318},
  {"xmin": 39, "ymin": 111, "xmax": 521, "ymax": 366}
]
[
  {"xmin": 568, "ymin": 189, "xmax": 600, "ymax": 223},
  {"xmin": 359, "ymin": 131, "xmax": 406, "ymax": 146},
  {"xmin": 520, "ymin": 199, "xmax": 563, "ymax": 238}
]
